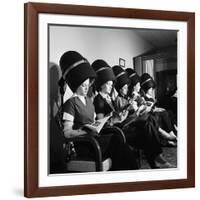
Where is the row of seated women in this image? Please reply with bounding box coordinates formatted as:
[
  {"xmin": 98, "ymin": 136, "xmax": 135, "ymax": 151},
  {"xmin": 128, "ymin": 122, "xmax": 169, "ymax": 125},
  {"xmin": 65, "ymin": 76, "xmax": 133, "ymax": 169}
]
[{"xmin": 57, "ymin": 50, "xmax": 177, "ymax": 171}]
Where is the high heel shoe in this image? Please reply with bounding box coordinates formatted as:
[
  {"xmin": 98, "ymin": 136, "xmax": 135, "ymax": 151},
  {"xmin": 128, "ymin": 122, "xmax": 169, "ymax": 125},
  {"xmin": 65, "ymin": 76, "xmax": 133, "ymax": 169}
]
[
  {"xmin": 159, "ymin": 128, "xmax": 177, "ymax": 141},
  {"xmin": 174, "ymin": 124, "xmax": 177, "ymax": 131},
  {"xmin": 167, "ymin": 140, "xmax": 177, "ymax": 147},
  {"xmin": 168, "ymin": 131, "xmax": 177, "ymax": 141}
]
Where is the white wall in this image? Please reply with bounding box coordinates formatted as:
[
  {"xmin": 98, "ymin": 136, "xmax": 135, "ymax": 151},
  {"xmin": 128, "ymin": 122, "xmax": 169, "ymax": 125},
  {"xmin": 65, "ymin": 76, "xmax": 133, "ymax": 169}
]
[
  {"xmin": 49, "ymin": 26, "xmax": 153, "ymax": 68},
  {"xmin": 1, "ymin": 0, "xmax": 199, "ymax": 200},
  {"xmin": 50, "ymin": 26, "xmax": 154, "ymax": 100}
]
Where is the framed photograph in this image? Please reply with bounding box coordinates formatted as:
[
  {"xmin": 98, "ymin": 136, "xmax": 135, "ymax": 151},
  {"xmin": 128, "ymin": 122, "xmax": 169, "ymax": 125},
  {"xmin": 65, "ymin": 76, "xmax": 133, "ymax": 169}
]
[
  {"xmin": 24, "ymin": 2, "xmax": 195, "ymax": 197},
  {"xmin": 119, "ymin": 58, "xmax": 126, "ymax": 68}
]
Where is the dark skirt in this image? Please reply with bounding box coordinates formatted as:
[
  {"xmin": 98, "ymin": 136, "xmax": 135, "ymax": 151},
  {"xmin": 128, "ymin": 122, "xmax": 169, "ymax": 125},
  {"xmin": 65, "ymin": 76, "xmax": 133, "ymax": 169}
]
[
  {"xmin": 154, "ymin": 110, "xmax": 175, "ymax": 133},
  {"xmin": 75, "ymin": 126, "xmax": 139, "ymax": 171},
  {"xmin": 123, "ymin": 113, "xmax": 163, "ymax": 168}
]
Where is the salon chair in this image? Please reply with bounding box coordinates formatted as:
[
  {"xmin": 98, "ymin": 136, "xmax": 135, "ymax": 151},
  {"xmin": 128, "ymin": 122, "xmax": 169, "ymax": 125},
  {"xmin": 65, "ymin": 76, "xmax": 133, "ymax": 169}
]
[
  {"xmin": 64, "ymin": 134, "xmax": 112, "ymax": 172},
  {"xmin": 63, "ymin": 126, "xmax": 127, "ymax": 172}
]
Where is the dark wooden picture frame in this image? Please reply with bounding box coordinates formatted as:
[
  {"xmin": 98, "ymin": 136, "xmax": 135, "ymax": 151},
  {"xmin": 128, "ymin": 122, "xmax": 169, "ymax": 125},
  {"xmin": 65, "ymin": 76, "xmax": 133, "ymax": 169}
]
[{"xmin": 24, "ymin": 2, "xmax": 195, "ymax": 197}]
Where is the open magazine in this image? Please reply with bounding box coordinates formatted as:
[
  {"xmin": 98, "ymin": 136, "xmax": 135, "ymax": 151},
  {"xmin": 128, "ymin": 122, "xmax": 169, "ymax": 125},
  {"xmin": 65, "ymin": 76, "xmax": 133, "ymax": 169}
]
[
  {"xmin": 119, "ymin": 103, "xmax": 153, "ymax": 128},
  {"xmin": 81, "ymin": 115, "xmax": 111, "ymax": 135}
]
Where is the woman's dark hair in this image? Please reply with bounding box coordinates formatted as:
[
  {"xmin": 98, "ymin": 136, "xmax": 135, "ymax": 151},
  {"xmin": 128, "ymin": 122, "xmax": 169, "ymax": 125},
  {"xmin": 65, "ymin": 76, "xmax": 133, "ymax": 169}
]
[
  {"xmin": 125, "ymin": 68, "xmax": 140, "ymax": 97},
  {"xmin": 127, "ymin": 82, "xmax": 135, "ymax": 97}
]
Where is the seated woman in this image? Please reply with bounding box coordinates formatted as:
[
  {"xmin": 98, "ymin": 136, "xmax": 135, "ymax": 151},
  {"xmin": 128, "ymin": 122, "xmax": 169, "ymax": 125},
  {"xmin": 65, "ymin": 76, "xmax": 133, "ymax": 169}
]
[
  {"xmin": 59, "ymin": 51, "xmax": 135, "ymax": 171},
  {"xmin": 92, "ymin": 60, "xmax": 128, "ymax": 124},
  {"xmin": 92, "ymin": 59, "xmax": 139, "ymax": 170},
  {"xmin": 112, "ymin": 66, "xmax": 174, "ymax": 169},
  {"xmin": 140, "ymin": 73, "xmax": 177, "ymax": 146}
]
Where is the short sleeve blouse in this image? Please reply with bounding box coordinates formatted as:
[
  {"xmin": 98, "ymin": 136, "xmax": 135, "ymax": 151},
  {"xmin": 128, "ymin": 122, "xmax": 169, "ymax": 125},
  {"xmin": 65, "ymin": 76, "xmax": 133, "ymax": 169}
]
[
  {"xmin": 63, "ymin": 96, "xmax": 95, "ymax": 129},
  {"xmin": 93, "ymin": 94, "xmax": 113, "ymax": 116}
]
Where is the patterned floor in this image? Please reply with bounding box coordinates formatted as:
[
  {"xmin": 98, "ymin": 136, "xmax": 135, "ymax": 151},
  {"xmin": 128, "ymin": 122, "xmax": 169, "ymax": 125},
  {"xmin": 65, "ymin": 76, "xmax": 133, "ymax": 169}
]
[{"xmin": 140, "ymin": 146, "xmax": 177, "ymax": 169}]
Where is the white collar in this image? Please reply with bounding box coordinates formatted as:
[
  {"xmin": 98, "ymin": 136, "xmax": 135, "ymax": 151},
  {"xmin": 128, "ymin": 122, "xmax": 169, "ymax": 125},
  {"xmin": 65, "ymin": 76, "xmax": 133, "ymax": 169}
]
[
  {"xmin": 99, "ymin": 91, "xmax": 110, "ymax": 99},
  {"xmin": 132, "ymin": 91, "xmax": 139, "ymax": 96}
]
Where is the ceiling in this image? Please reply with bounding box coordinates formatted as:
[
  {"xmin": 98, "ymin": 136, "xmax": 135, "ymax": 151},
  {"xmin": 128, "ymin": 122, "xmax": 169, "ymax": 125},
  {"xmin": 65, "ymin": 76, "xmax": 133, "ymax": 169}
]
[{"xmin": 134, "ymin": 29, "xmax": 177, "ymax": 49}]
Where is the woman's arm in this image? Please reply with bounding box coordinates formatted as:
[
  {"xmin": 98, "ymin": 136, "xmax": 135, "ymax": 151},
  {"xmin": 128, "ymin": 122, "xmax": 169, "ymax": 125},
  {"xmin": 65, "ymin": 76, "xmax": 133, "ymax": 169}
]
[
  {"xmin": 129, "ymin": 99, "xmax": 138, "ymax": 112},
  {"xmin": 63, "ymin": 120, "xmax": 87, "ymax": 138},
  {"xmin": 63, "ymin": 112, "xmax": 87, "ymax": 138}
]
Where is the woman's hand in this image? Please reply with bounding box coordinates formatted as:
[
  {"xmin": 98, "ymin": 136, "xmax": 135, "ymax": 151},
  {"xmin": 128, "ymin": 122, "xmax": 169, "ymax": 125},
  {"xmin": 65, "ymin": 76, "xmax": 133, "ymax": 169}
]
[
  {"xmin": 136, "ymin": 105, "xmax": 146, "ymax": 115},
  {"xmin": 129, "ymin": 100, "xmax": 138, "ymax": 111},
  {"xmin": 118, "ymin": 110, "xmax": 129, "ymax": 123},
  {"xmin": 109, "ymin": 110, "xmax": 128, "ymax": 124},
  {"xmin": 145, "ymin": 105, "xmax": 152, "ymax": 113}
]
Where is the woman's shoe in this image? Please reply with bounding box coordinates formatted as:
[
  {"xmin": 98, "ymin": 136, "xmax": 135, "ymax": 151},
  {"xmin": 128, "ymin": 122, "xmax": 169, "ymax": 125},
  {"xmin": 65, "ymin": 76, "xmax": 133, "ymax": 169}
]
[
  {"xmin": 168, "ymin": 131, "xmax": 177, "ymax": 141},
  {"xmin": 159, "ymin": 128, "xmax": 177, "ymax": 141},
  {"xmin": 167, "ymin": 140, "xmax": 177, "ymax": 147}
]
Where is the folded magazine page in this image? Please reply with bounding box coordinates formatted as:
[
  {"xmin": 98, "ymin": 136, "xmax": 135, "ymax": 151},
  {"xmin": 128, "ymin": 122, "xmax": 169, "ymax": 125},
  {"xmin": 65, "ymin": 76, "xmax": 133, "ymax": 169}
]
[{"xmin": 82, "ymin": 115, "xmax": 111, "ymax": 134}]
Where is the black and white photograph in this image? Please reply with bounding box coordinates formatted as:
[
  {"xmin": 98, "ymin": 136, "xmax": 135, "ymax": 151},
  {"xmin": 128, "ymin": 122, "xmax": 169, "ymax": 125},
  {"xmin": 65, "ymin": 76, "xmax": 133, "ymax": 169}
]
[
  {"xmin": 24, "ymin": 2, "xmax": 195, "ymax": 197},
  {"xmin": 49, "ymin": 25, "xmax": 178, "ymax": 174}
]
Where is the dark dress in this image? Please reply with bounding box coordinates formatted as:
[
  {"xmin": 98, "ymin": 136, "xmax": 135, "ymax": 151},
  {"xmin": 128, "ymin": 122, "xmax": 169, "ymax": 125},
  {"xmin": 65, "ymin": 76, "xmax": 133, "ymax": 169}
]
[
  {"xmin": 144, "ymin": 95, "xmax": 175, "ymax": 133},
  {"xmin": 93, "ymin": 94, "xmax": 139, "ymax": 169}
]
